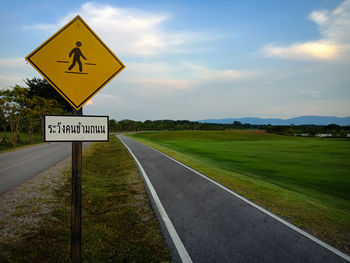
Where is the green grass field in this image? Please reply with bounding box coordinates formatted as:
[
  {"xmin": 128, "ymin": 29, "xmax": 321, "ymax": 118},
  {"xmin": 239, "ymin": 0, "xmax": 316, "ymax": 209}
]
[{"xmin": 129, "ymin": 130, "xmax": 350, "ymax": 253}]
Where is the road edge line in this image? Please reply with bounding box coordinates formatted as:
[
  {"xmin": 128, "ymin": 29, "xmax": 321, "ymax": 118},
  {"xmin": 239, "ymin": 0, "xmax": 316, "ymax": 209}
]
[
  {"xmin": 118, "ymin": 136, "xmax": 193, "ymax": 263},
  {"xmin": 136, "ymin": 138, "xmax": 350, "ymax": 262}
]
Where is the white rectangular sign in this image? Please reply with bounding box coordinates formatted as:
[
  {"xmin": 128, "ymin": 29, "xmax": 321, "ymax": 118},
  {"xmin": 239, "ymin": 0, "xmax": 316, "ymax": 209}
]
[{"xmin": 44, "ymin": 115, "xmax": 109, "ymax": 142}]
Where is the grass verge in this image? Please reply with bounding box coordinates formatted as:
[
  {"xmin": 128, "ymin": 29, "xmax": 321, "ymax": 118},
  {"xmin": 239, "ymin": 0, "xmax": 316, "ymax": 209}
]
[
  {"xmin": 0, "ymin": 135, "xmax": 170, "ymax": 262},
  {"xmin": 129, "ymin": 130, "xmax": 350, "ymax": 254}
]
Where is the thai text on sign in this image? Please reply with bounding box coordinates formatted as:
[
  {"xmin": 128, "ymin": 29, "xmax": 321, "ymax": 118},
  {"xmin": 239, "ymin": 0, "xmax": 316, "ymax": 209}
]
[{"xmin": 45, "ymin": 115, "xmax": 109, "ymax": 142}]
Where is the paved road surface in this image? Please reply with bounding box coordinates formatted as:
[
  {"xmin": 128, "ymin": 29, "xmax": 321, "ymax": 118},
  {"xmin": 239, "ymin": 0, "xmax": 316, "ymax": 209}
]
[
  {"xmin": 0, "ymin": 143, "xmax": 72, "ymax": 195},
  {"xmin": 119, "ymin": 135, "xmax": 349, "ymax": 263}
]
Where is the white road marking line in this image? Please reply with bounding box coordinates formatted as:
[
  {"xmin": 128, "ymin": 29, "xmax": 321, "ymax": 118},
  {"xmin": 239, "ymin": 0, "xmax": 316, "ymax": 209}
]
[
  {"xmin": 118, "ymin": 136, "xmax": 193, "ymax": 263},
  {"xmin": 129, "ymin": 137, "xmax": 350, "ymax": 263}
]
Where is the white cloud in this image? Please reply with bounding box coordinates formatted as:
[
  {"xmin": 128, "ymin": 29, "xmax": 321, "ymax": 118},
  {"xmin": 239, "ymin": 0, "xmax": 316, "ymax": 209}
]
[
  {"xmin": 262, "ymin": 41, "xmax": 339, "ymax": 60},
  {"xmin": 0, "ymin": 59, "xmax": 39, "ymax": 89},
  {"xmin": 184, "ymin": 63, "xmax": 260, "ymax": 81},
  {"xmin": 125, "ymin": 78, "xmax": 194, "ymax": 93},
  {"xmin": 313, "ymin": 0, "xmax": 350, "ymax": 43},
  {"xmin": 262, "ymin": 0, "xmax": 350, "ymax": 60},
  {"xmin": 119, "ymin": 61, "xmax": 259, "ymax": 92},
  {"xmin": 0, "ymin": 58, "xmax": 27, "ymax": 68},
  {"xmin": 24, "ymin": 2, "xmax": 222, "ymax": 57},
  {"xmin": 309, "ymin": 10, "xmax": 329, "ymax": 26}
]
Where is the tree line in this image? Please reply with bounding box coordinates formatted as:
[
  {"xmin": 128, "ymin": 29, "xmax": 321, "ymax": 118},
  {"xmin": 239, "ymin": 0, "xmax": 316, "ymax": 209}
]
[
  {"xmin": 109, "ymin": 119, "xmax": 349, "ymax": 137},
  {"xmin": 265, "ymin": 124, "xmax": 350, "ymax": 137},
  {"xmin": 108, "ymin": 119, "xmax": 267, "ymax": 132}
]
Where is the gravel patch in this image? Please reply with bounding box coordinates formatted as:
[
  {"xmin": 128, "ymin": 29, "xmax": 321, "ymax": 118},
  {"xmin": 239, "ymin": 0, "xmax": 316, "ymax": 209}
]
[{"xmin": 0, "ymin": 157, "xmax": 71, "ymax": 243}]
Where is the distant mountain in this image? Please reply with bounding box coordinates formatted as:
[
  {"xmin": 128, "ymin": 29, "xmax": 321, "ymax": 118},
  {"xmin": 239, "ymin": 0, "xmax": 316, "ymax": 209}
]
[{"xmin": 199, "ymin": 116, "xmax": 350, "ymax": 126}]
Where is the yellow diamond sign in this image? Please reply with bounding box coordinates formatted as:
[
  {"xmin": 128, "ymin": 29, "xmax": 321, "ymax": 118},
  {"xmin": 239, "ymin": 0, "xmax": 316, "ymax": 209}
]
[{"xmin": 25, "ymin": 15, "xmax": 125, "ymax": 110}]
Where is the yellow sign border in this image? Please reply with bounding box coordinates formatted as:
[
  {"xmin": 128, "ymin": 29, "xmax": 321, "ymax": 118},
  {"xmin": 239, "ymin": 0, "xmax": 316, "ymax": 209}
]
[{"xmin": 25, "ymin": 15, "xmax": 125, "ymax": 110}]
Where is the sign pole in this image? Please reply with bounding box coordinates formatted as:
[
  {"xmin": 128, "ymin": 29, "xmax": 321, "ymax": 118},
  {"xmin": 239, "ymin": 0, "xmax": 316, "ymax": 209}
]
[
  {"xmin": 72, "ymin": 107, "xmax": 82, "ymax": 263},
  {"xmin": 25, "ymin": 15, "xmax": 124, "ymax": 263}
]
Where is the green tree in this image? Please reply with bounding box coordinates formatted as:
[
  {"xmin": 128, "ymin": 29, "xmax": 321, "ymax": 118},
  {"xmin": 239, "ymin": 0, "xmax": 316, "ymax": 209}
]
[
  {"xmin": 339, "ymin": 130, "xmax": 348, "ymax": 138},
  {"xmin": 31, "ymin": 96, "xmax": 66, "ymax": 142},
  {"xmin": 24, "ymin": 96, "xmax": 44, "ymax": 144},
  {"xmin": 0, "ymin": 98, "xmax": 8, "ymax": 144},
  {"xmin": 0, "ymin": 86, "xmax": 28, "ymax": 147},
  {"xmin": 24, "ymin": 77, "xmax": 72, "ymax": 142},
  {"xmin": 331, "ymin": 129, "xmax": 338, "ymax": 137},
  {"xmin": 109, "ymin": 119, "xmax": 117, "ymax": 132},
  {"xmin": 232, "ymin": 121, "xmax": 242, "ymax": 128},
  {"xmin": 25, "ymin": 77, "xmax": 72, "ymax": 113}
]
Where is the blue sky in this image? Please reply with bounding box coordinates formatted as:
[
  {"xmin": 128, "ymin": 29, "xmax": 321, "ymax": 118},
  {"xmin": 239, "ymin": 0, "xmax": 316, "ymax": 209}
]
[{"xmin": 0, "ymin": 0, "xmax": 349, "ymax": 120}]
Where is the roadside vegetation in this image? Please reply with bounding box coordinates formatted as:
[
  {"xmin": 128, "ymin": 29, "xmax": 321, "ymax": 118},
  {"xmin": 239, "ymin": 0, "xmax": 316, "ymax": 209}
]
[
  {"xmin": 129, "ymin": 130, "xmax": 350, "ymax": 254},
  {"xmin": 0, "ymin": 78, "xmax": 71, "ymax": 150},
  {"xmin": 0, "ymin": 132, "xmax": 42, "ymax": 153},
  {"xmin": 0, "ymin": 135, "xmax": 170, "ymax": 262}
]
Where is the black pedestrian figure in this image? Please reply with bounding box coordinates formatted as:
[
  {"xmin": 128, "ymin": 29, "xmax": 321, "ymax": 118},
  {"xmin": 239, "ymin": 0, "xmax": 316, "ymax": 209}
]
[{"xmin": 68, "ymin": 41, "xmax": 87, "ymax": 72}]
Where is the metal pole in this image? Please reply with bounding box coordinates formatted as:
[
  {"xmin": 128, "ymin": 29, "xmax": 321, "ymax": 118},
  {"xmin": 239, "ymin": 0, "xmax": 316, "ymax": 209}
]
[{"xmin": 72, "ymin": 107, "xmax": 82, "ymax": 263}]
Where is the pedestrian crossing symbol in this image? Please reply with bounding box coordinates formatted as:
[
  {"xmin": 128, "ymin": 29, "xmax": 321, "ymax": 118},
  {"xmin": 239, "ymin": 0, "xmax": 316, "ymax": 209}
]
[{"xmin": 25, "ymin": 15, "xmax": 125, "ymax": 110}]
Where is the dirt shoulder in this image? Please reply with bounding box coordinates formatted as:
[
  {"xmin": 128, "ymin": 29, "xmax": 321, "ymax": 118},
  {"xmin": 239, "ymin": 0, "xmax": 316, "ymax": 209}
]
[{"xmin": 0, "ymin": 157, "xmax": 71, "ymax": 244}]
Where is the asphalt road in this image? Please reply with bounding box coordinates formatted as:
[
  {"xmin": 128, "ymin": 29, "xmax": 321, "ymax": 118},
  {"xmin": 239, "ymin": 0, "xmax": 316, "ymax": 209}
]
[
  {"xmin": 0, "ymin": 142, "xmax": 72, "ymax": 195},
  {"xmin": 119, "ymin": 135, "xmax": 349, "ymax": 263}
]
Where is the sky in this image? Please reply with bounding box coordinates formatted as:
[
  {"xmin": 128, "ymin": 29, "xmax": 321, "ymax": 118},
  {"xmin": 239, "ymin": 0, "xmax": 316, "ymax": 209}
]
[{"xmin": 0, "ymin": 0, "xmax": 349, "ymax": 121}]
